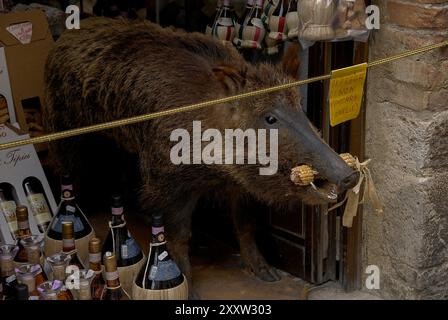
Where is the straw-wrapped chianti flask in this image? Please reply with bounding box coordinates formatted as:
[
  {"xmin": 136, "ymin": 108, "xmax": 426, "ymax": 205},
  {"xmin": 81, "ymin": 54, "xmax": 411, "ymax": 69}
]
[
  {"xmin": 45, "ymin": 174, "xmax": 94, "ymax": 262},
  {"xmin": 133, "ymin": 214, "xmax": 188, "ymax": 300},
  {"xmin": 102, "ymin": 195, "xmax": 143, "ymax": 267}
]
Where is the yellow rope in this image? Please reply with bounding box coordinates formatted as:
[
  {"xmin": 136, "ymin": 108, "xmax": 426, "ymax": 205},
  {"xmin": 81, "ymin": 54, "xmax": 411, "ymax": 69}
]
[{"xmin": 0, "ymin": 40, "xmax": 447, "ymax": 151}]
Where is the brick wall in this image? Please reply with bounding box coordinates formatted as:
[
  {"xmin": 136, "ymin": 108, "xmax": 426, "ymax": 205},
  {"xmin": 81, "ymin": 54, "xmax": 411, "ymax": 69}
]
[{"xmin": 364, "ymin": 0, "xmax": 448, "ymax": 299}]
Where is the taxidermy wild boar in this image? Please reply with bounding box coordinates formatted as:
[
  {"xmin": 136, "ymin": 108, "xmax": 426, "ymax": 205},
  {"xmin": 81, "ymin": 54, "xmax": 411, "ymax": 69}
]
[{"xmin": 44, "ymin": 18, "xmax": 358, "ymax": 296}]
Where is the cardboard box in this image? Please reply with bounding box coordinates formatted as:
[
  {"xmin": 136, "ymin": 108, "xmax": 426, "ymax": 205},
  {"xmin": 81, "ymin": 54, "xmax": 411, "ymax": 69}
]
[
  {"xmin": 0, "ymin": 9, "xmax": 54, "ymax": 140},
  {"xmin": 0, "ymin": 123, "xmax": 57, "ymax": 245},
  {"xmin": 0, "ymin": 46, "xmax": 16, "ymax": 125}
]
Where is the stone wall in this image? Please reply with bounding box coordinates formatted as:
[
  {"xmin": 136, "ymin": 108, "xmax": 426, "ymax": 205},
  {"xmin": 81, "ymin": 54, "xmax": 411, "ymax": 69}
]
[{"xmin": 364, "ymin": 0, "xmax": 448, "ymax": 299}]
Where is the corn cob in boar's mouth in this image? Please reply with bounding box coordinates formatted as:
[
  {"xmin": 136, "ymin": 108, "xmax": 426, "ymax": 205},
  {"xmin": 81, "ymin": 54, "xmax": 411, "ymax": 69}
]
[{"xmin": 290, "ymin": 153, "xmax": 358, "ymax": 186}]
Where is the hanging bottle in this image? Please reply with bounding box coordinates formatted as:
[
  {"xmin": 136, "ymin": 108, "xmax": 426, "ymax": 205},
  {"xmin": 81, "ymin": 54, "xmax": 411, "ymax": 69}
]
[
  {"xmin": 205, "ymin": 0, "xmax": 223, "ymax": 35},
  {"xmin": 212, "ymin": 0, "xmax": 237, "ymax": 43},
  {"xmin": 14, "ymin": 206, "xmax": 33, "ymax": 264},
  {"xmin": 101, "ymin": 252, "xmax": 131, "ymax": 300},
  {"xmin": 102, "ymin": 195, "xmax": 143, "ymax": 267},
  {"xmin": 134, "ymin": 214, "xmax": 186, "ymax": 294},
  {"xmin": 285, "ymin": 0, "xmax": 299, "ymax": 39},
  {"xmin": 45, "ymin": 173, "xmax": 94, "ymax": 262},
  {"xmin": 89, "ymin": 237, "xmax": 105, "ymax": 300},
  {"xmin": 233, "ymin": 0, "xmax": 266, "ymax": 49},
  {"xmin": 46, "ymin": 253, "xmax": 74, "ymax": 300},
  {"xmin": 23, "ymin": 177, "xmax": 53, "ymax": 233},
  {"xmin": 0, "ymin": 244, "xmax": 19, "ymax": 300},
  {"xmin": 265, "ymin": 0, "xmax": 290, "ymax": 55},
  {"xmin": 0, "ymin": 183, "xmax": 19, "ymax": 240},
  {"xmin": 62, "ymin": 221, "xmax": 86, "ymax": 270}
]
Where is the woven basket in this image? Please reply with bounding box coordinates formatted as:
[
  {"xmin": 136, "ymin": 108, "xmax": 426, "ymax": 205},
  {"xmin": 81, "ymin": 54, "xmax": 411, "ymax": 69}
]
[
  {"xmin": 298, "ymin": 0, "xmax": 336, "ymax": 41},
  {"xmin": 131, "ymin": 275, "xmax": 188, "ymax": 300}
]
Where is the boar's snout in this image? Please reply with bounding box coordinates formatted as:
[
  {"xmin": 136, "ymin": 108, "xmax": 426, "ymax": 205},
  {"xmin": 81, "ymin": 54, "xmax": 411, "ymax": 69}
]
[{"xmin": 339, "ymin": 171, "xmax": 359, "ymax": 190}]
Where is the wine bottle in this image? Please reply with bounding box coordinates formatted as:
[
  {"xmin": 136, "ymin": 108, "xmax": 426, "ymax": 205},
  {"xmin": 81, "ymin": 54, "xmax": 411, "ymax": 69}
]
[
  {"xmin": 20, "ymin": 235, "xmax": 47, "ymax": 285},
  {"xmin": 14, "ymin": 206, "xmax": 33, "ymax": 263},
  {"xmin": 0, "ymin": 183, "xmax": 19, "ymax": 239},
  {"xmin": 46, "ymin": 253, "xmax": 74, "ymax": 300},
  {"xmin": 14, "ymin": 283, "xmax": 30, "ymax": 300},
  {"xmin": 77, "ymin": 269, "xmax": 95, "ymax": 300},
  {"xmin": 233, "ymin": 0, "xmax": 266, "ymax": 49},
  {"xmin": 101, "ymin": 252, "xmax": 130, "ymax": 300},
  {"xmin": 89, "ymin": 237, "xmax": 105, "ymax": 300},
  {"xmin": 62, "ymin": 221, "xmax": 86, "ymax": 270},
  {"xmin": 205, "ymin": 0, "xmax": 223, "ymax": 35},
  {"xmin": 23, "ymin": 177, "xmax": 53, "ymax": 233},
  {"xmin": 135, "ymin": 214, "xmax": 184, "ymax": 290},
  {"xmin": 0, "ymin": 244, "xmax": 19, "ymax": 300},
  {"xmin": 15, "ymin": 264, "xmax": 41, "ymax": 300},
  {"xmin": 212, "ymin": 0, "xmax": 237, "ymax": 42},
  {"xmin": 37, "ymin": 280, "xmax": 72, "ymax": 300},
  {"xmin": 46, "ymin": 174, "xmax": 93, "ymax": 240},
  {"xmin": 102, "ymin": 195, "xmax": 143, "ymax": 267}
]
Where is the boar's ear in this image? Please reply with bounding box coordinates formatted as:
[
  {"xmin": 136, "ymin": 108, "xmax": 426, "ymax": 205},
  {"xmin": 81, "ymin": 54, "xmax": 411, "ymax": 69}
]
[
  {"xmin": 212, "ymin": 64, "xmax": 247, "ymax": 94},
  {"xmin": 281, "ymin": 43, "xmax": 301, "ymax": 80}
]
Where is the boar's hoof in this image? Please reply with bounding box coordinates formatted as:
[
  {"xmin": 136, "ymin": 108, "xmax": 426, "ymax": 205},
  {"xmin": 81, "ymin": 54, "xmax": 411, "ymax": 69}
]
[{"xmin": 249, "ymin": 264, "xmax": 281, "ymax": 282}]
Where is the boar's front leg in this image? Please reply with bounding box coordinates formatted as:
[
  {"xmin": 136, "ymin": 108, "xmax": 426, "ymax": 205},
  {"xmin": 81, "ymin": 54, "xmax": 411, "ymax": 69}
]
[{"xmin": 230, "ymin": 193, "xmax": 281, "ymax": 282}]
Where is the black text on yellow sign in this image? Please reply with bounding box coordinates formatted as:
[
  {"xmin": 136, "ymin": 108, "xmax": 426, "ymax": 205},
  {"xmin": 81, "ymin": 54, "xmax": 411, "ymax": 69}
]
[{"xmin": 329, "ymin": 63, "xmax": 368, "ymax": 127}]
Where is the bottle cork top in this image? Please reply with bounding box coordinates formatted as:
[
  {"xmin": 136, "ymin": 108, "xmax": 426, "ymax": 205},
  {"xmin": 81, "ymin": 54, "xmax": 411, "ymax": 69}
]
[
  {"xmin": 15, "ymin": 283, "xmax": 29, "ymax": 300},
  {"xmin": 61, "ymin": 173, "xmax": 72, "ymax": 186},
  {"xmin": 89, "ymin": 237, "xmax": 101, "ymax": 253},
  {"xmin": 62, "ymin": 221, "xmax": 74, "ymax": 239},
  {"xmin": 103, "ymin": 252, "xmax": 117, "ymax": 272},
  {"xmin": 152, "ymin": 213, "xmax": 164, "ymax": 228},
  {"xmin": 16, "ymin": 206, "xmax": 29, "ymax": 221}
]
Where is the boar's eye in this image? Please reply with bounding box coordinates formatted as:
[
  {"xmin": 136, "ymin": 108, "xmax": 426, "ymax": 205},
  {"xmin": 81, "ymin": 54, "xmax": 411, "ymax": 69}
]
[{"xmin": 265, "ymin": 116, "xmax": 277, "ymax": 125}]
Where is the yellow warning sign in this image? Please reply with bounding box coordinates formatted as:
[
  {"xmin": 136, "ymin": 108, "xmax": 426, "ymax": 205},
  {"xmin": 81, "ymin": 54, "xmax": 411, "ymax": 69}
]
[{"xmin": 329, "ymin": 63, "xmax": 367, "ymax": 127}]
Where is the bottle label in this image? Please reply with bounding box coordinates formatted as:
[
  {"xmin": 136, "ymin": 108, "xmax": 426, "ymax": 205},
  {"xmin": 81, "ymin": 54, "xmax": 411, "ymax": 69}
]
[
  {"xmin": 121, "ymin": 244, "xmax": 128, "ymax": 259},
  {"xmin": 112, "ymin": 207, "xmax": 123, "ymax": 216},
  {"xmin": 0, "ymin": 200, "xmax": 18, "ymax": 234},
  {"xmin": 29, "ymin": 295, "xmax": 39, "ymax": 300},
  {"xmin": 61, "ymin": 186, "xmax": 74, "ymax": 200},
  {"xmin": 105, "ymin": 271, "xmax": 119, "ymax": 281},
  {"xmin": 27, "ymin": 247, "xmax": 40, "ymax": 264},
  {"xmin": 79, "ymin": 283, "xmax": 91, "ymax": 300},
  {"xmin": 218, "ymin": 17, "xmax": 234, "ymax": 27},
  {"xmin": 27, "ymin": 193, "xmax": 52, "ymax": 225},
  {"xmin": 6, "ymin": 274, "xmax": 16, "ymax": 283},
  {"xmin": 89, "ymin": 252, "xmax": 101, "ymax": 263},
  {"xmin": 148, "ymin": 260, "xmax": 181, "ymax": 281},
  {"xmin": 121, "ymin": 238, "xmax": 141, "ymax": 260},
  {"xmin": 251, "ymin": 18, "xmax": 264, "ymax": 29},
  {"xmin": 63, "ymin": 238, "xmax": 75, "ymax": 249},
  {"xmin": 53, "ymin": 215, "xmax": 85, "ymax": 233},
  {"xmin": 18, "ymin": 220, "xmax": 30, "ymax": 230},
  {"xmin": 51, "ymin": 264, "xmax": 66, "ymax": 281},
  {"xmin": 158, "ymin": 251, "xmax": 168, "ymax": 261}
]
